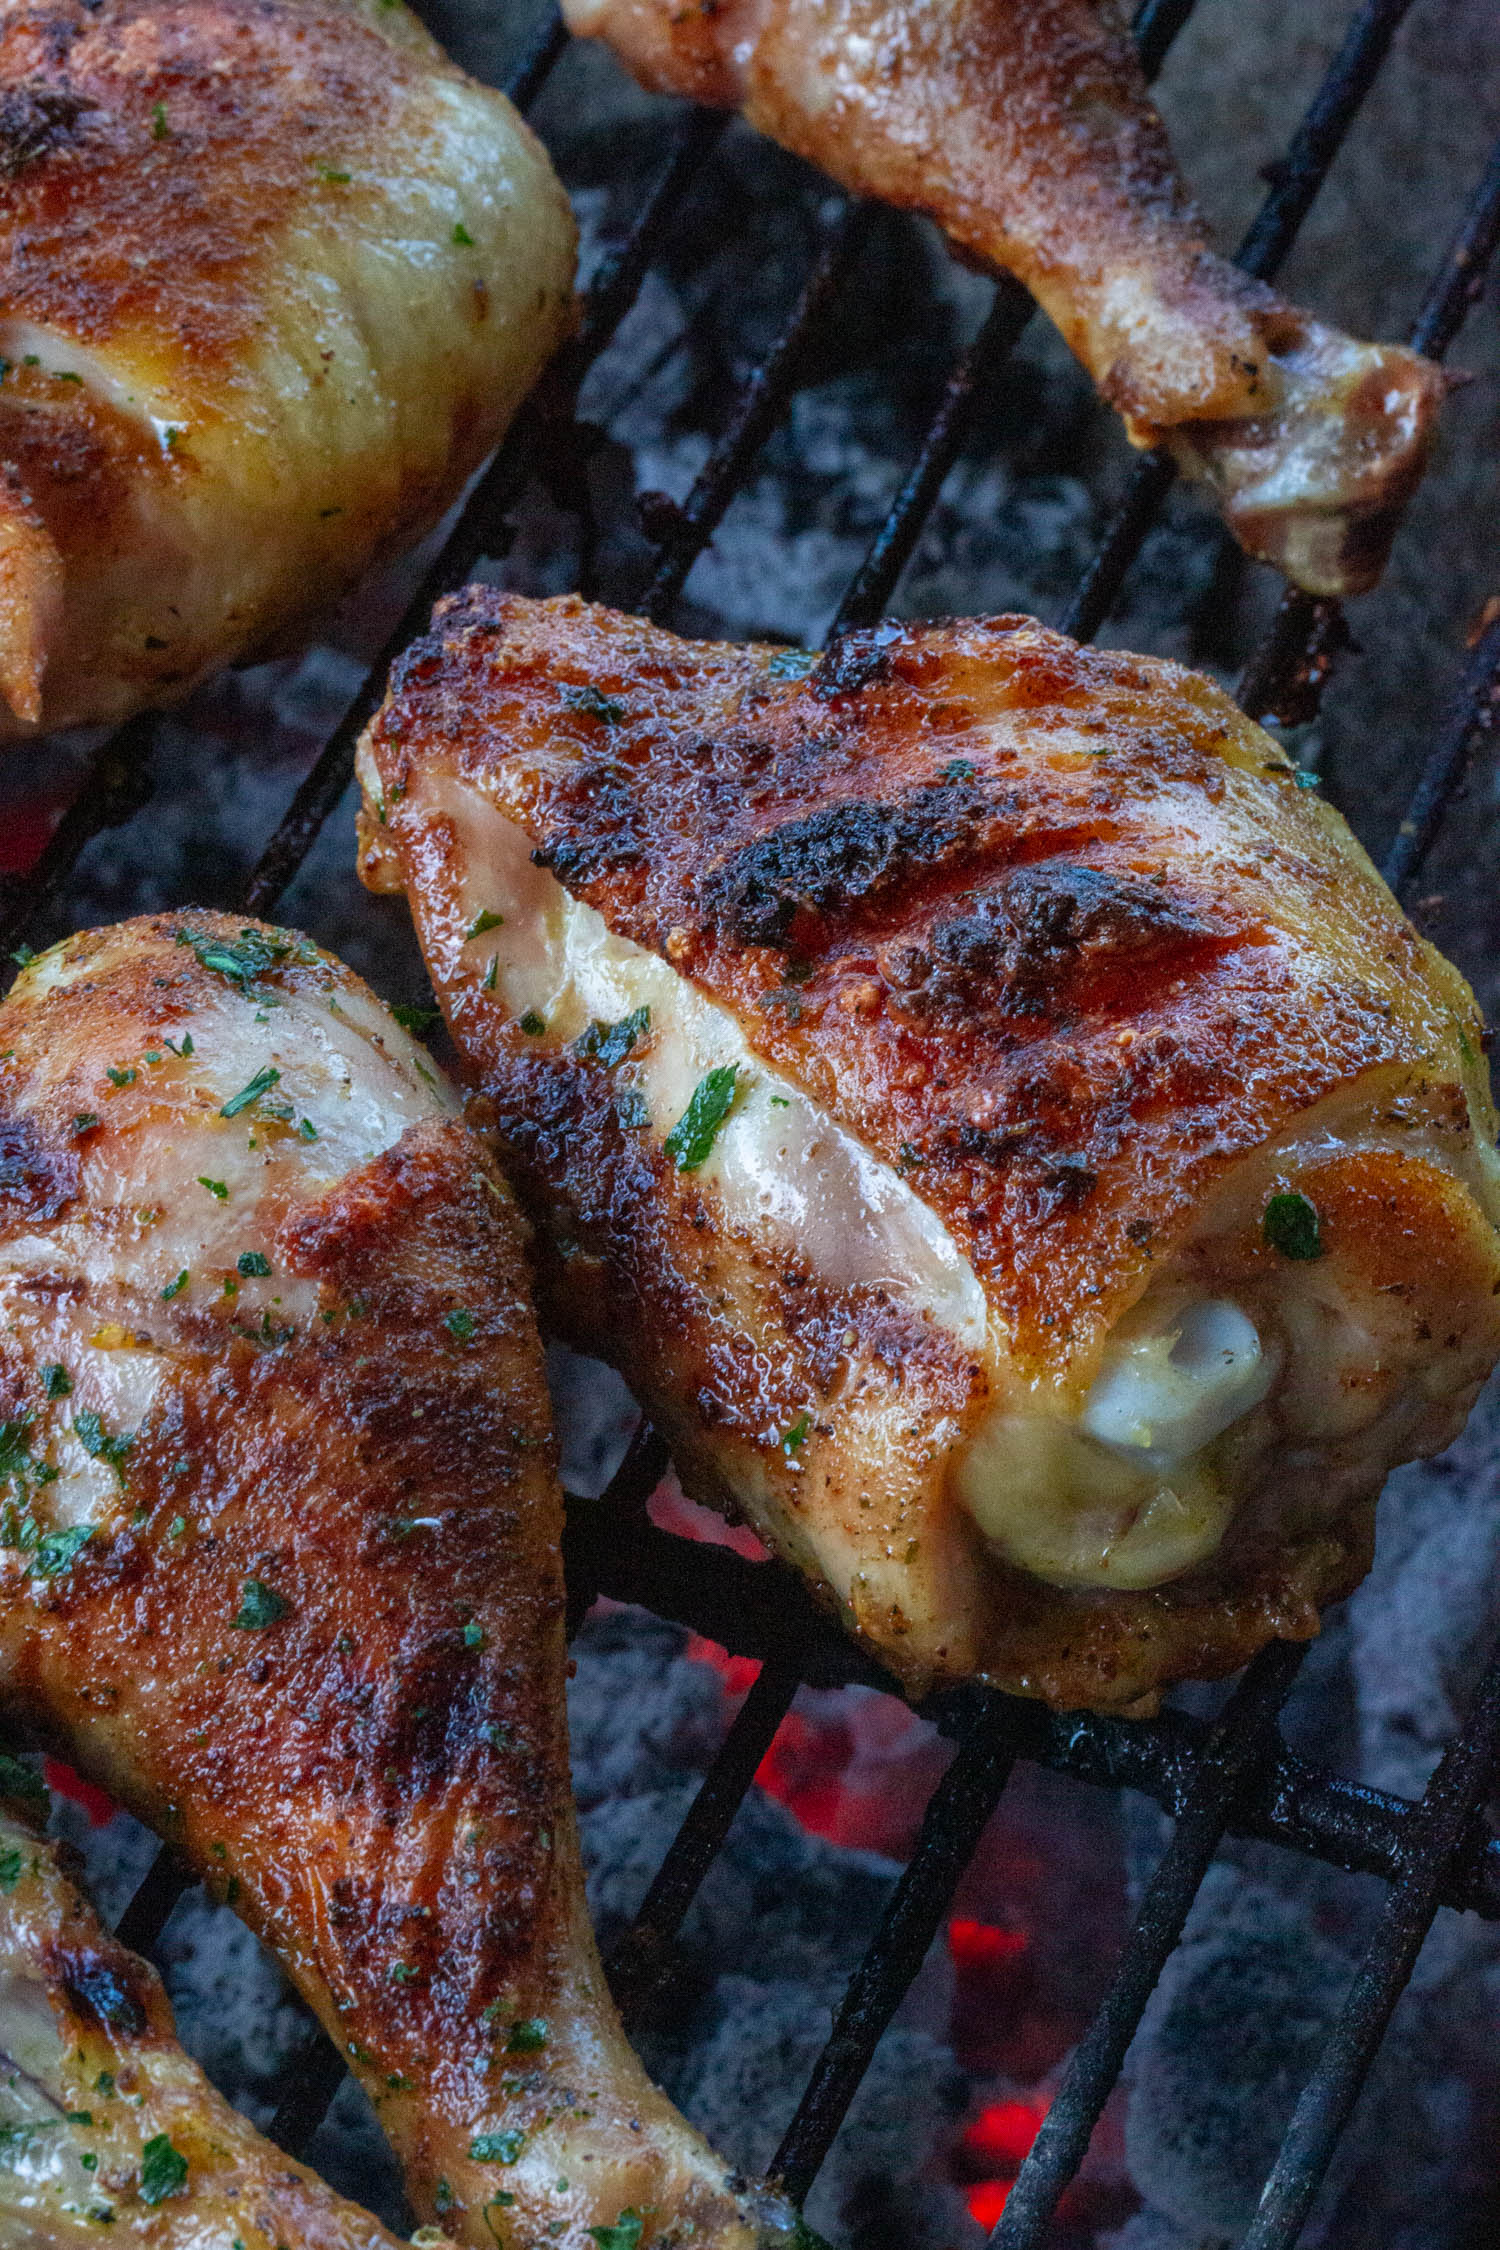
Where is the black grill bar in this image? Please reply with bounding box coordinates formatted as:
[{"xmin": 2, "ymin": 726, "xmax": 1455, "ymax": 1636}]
[
  {"xmin": 268, "ymin": 2017, "xmax": 351, "ymax": 2165},
  {"xmin": 1243, "ymin": 1639, "xmax": 1500, "ymax": 2249},
  {"xmin": 246, "ymin": 106, "xmax": 727, "ymax": 920},
  {"xmin": 992, "ymin": 1641, "xmax": 1308, "ymax": 2248},
  {"xmin": 111, "ymin": 1842, "xmax": 195, "ymax": 1957},
  {"xmin": 641, "ymin": 200, "xmax": 867, "ymax": 619},
  {"xmin": 1062, "ymin": 0, "xmax": 1420, "ymax": 646},
  {"xmin": 606, "ymin": 1655, "xmax": 802, "ymax": 2028},
  {"xmin": 0, "ymin": 713, "xmax": 156, "ymax": 968},
  {"xmin": 1240, "ymin": 125, "xmax": 1500, "ymax": 726},
  {"xmin": 770, "ymin": 1690, "xmax": 1018, "ymax": 2204},
  {"xmin": 1380, "ymin": 603, "xmax": 1500, "ymax": 899},
  {"xmin": 503, "ymin": 3, "xmax": 567, "ymax": 115}
]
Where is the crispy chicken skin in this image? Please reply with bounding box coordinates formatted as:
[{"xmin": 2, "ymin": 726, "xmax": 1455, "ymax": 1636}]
[
  {"xmin": 0, "ymin": 915, "xmax": 804, "ymax": 2250},
  {"xmin": 561, "ymin": 0, "xmax": 1443, "ymax": 598},
  {"xmin": 0, "ymin": 1780, "xmax": 440, "ymax": 2245},
  {"xmin": 0, "ymin": 0, "xmax": 576, "ymax": 738},
  {"xmin": 357, "ymin": 592, "xmax": 1500, "ymax": 1712}
]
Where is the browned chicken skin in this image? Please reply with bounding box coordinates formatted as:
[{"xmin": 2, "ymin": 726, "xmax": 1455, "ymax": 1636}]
[
  {"xmin": 561, "ymin": 0, "xmax": 1443, "ymax": 597},
  {"xmin": 0, "ymin": 1772, "xmax": 443, "ymax": 2244},
  {"xmin": 358, "ymin": 593, "xmax": 1500, "ymax": 1712},
  {"xmin": 0, "ymin": 916, "xmax": 805, "ymax": 2250}
]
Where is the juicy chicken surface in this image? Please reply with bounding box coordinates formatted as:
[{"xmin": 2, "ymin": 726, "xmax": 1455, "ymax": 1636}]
[
  {"xmin": 0, "ymin": 0, "xmax": 576, "ymax": 738},
  {"xmin": 562, "ymin": 0, "xmax": 1442, "ymax": 598},
  {"xmin": 0, "ymin": 914, "xmax": 805, "ymax": 2250},
  {"xmin": 0, "ymin": 1782, "xmax": 436, "ymax": 2246},
  {"xmin": 358, "ymin": 592, "xmax": 1500, "ymax": 1712}
]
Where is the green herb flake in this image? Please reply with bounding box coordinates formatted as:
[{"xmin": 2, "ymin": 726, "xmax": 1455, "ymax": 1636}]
[
  {"xmin": 138, "ymin": 2134, "xmax": 188, "ymax": 2205},
  {"xmin": 65, "ymin": 2110, "xmax": 91, "ymax": 2127},
  {"xmin": 664, "ymin": 1065, "xmax": 739, "ymax": 1172},
  {"xmin": 161, "ymin": 1270, "xmax": 189, "ymax": 1301},
  {"xmin": 767, "ymin": 647, "xmax": 818, "ymax": 679},
  {"xmin": 469, "ymin": 2129, "xmax": 525, "ymax": 2163},
  {"xmin": 237, "ymin": 1251, "xmax": 271, "ymax": 1278},
  {"xmin": 35, "ymin": 1524, "xmax": 91, "ymax": 1577},
  {"xmin": 560, "ymin": 682, "xmax": 625, "ymax": 725},
  {"xmin": 462, "ymin": 1619, "xmax": 485, "ymax": 1649},
  {"xmin": 105, "ymin": 1067, "xmax": 137, "ymax": 1088},
  {"xmin": 72, "ymin": 1113, "xmax": 99, "ymax": 1136},
  {"xmin": 95, "ymin": 2071, "xmax": 115, "ymax": 2098},
  {"xmin": 588, "ymin": 2212, "xmax": 645, "ymax": 2250},
  {"xmin": 614, "ymin": 1088, "xmax": 650, "ymax": 1131},
  {"xmin": 175, "ymin": 925, "xmax": 299, "ymax": 992},
  {"xmin": 452, "ymin": 221, "xmax": 475, "ymax": 246},
  {"xmin": 41, "ymin": 1363, "xmax": 71, "ymax": 1400},
  {"xmin": 298, "ymin": 1116, "xmax": 319, "ymax": 1141},
  {"xmin": 73, "ymin": 1410, "xmax": 134, "ymax": 1475},
  {"xmin": 483, "ymin": 955, "xmax": 498, "ymax": 992},
  {"xmin": 518, "ymin": 1011, "xmax": 546, "ymax": 1037},
  {"xmin": 0, "ymin": 1846, "xmax": 25, "ymax": 1889},
  {"xmin": 1262, "ymin": 1191, "xmax": 1323, "ymax": 1262},
  {"xmin": 316, "ymin": 163, "xmax": 352, "ymax": 183},
  {"xmin": 392, "ymin": 1002, "xmax": 440, "ymax": 1036},
  {"xmin": 231, "ymin": 1577, "xmax": 291, "ymax": 1630},
  {"xmin": 574, "ymin": 1006, "xmax": 650, "ymax": 1068},
  {"xmin": 389, "ymin": 1961, "xmax": 419, "ymax": 1985},
  {"xmin": 1294, "ymin": 770, "xmax": 1320, "ymax": 789},
  {"xmin": 444, "ymin": 1308, "xmax": 477, "ymax": 1343},
  {"xmin": 0, "ymin": 1753, "xmax": 47, "ymax": 1816},
  {"xmin": 220, "ymin": 1066, "xmax": 281, "ymax": 1118},
  {"xmin": 151, "ymin": 100, "xmax": 168, "ymax": 140},
  {"xmin": 506, "ymin": 2018, "xmax": 548, "ymax": 2053},
  {"xmin": 940, "ymin": 758, "xmax": 977, "ymax": 782},
  {"xmin": 464, "ymin": 909, "xmax": 505, "ymax": 940},
  {"xmin": 781, "ymin": 1412, "xmax": 812, "ymax": 1456},
  {"xmin": 197, "ymin": 1176, "xmax": 229, "ymax": 1201}
]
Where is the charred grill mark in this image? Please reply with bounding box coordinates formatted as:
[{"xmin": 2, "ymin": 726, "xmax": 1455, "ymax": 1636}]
[
  {"xmin": 0, "ymin": 80, "xmax": 93, "ymax": 177},
  {"xmin": 0, "ymin": 1110, "xmax": 78, "ymax": 1223},
  {"xmin": 697, "ymin": 782, "xmax": 991, "ymax": 947},
  {"xmin": 57, "ymin": 1949, "xmax": 150, "ymax": 2036}
]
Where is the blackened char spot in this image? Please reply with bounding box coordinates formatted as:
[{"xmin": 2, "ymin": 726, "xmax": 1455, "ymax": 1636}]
[
  {"xmin": 59, "ymin": 1953, "xmax": 149, "ymax": 2036},
  {"xmin": 810, "ymin": 629, "xmax": 895, "ymax": 700},
  {"xmin": 532, "ymin": 767, "xmax": 646, "ymax": 889},
  {"xmin": 0, "ymin": 1112, "xmax": 78, "ymax": 1223},
  {"xmin": 0, "ymin": 83, "xmax": 93, "ymax": 179},
  {"xmin": 699, "ymin": 785, "xmax": 988, "ymax": 947}
]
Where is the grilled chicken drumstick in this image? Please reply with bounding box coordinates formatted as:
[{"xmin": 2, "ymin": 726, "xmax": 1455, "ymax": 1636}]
[
  {"xmin": 0, "ymin": 0, "xmax": 576, "ymax": 737},
  {"xmin": 561, "ymin": 0, "xmax": 1441, "ymax": 598},
  {"xmin": 0, "ymin": 915, "xmax": 803, "ymax": 2250},
  {"xmin": 0, "ymin": 1768, "xmax": 445, "ymax": 2245},
  {"xmin": 358, "ymin": 592, "xmax": 1500, "ymax": 1712}
]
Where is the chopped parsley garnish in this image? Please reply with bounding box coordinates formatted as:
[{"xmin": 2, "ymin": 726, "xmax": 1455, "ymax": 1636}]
[
  {"xmin": 163, "ymin": 1032, "xmax": 194, "ymax": 1057},
  {"xmin": 35, "ymin": 1524, "xmax": 91, "ymax": 1577},
  {"xmin": 560, "ymin": 682, "xmax": 625, "ymax": 725},
  {"xmin": 9, "ymin": 943, "xmax": 35, "ymax": 967},
  {"xmin": 138, "ymin": 2133, "xmax": 188, "ymax": 2205},
  {"xmin": 664, "ymin": 1065, "xmax": 738, "ymax": 1171},
  {"xmin": 506, "ymin": 2018, "xmax": 548, "ymax": 2053},
  {"xmin": 470, "ymin": 2129, "xmax": 526, "ymax": 2163},
  {"xmin": 940, "ymin": 757, "xmax": 977, "ymax": 781},
  {"xmin": 464, "ymin": 909, "xmax": 505, "ymax": 940},
  {"xmin": 41, "ymin": 1363, "xmax": 71, "ymax": 1400},
  {"xmin": 0, "ymin": 1846, "xmax": 25, "ymax": 1889},
  {"xmin": 316, "ymin": 163, "xmax": 352, "ymax": 183},
  {"xmin": 781, "ymin": 1412, "xmax": 812, "ymax": 1455},
  {"xmin": 615, "ymin": 1088, "xmax": 650, "ymax": 1131},
  {"xmin": 390, "ymin": 1961, "xmax": 419, "ymax": 1985},
  {"xmin": 588, "ymin": 2212, "xmax": 645, "ymax": 2250},
  {"xmin": 444, "ymin": 1308, "xmax": 477, "ymax": 1343},
  {"xmin": 0, "ymin": 1753, "xmax": 47, "ymax": 1816},
  {"xmin": 73, "ymin": 1410, "xmax": 133, "ymax": 1475},
  {"xmin": 72, "ymin": 1113, "xmax": 99, "ymax": 1136},
  {"xmin": 452, "ymin": 221, "xmax": 475, "ymax": 246},
  {"xmin": 151, "ymin": 100, "xmax": 168, "ymax": 140},
  {"xmin": 392, "ymin": 1002, "xmax": 440, "ymax": 1036},
  {"xmin": 161, "ymin": 1270, "xmax": 189, "ymax": 1301},
  {"xmin": 462, "ymin": 1619, "xmax": 485, "ymax": 1649},
  {"xmin": 231, "ymin": 1578, "xmax": 290, "ymax": 1629},
  {"xmin": 106, "ymin": 1066, "xmax": 137, "ymax": 1088},
  {"xmin": 236, "ymin": 1251, "xmax": 271, "ymax": 1278},
  {"xmin": 483, "ymin": 955, "xmax": 498, "ymax": 991},
  {"xmin": 767, "ymin": 647, "xmax": 818, "ymax": 679},
  {"xmin": 220, "ymin": 1066, "xmax": 281, "ymax": 1118},
  {"xmin": 518, "ymin": 1011, "xmax": 546, "ymax": 1036},
  {"xmin": 1294, "ymin": 770, "xmax": 1320, "ymax": 789},
  {"xmin": 175, "ymin": 925, "xmax": 300, "ymax": 992},
  {"xmin": 298, "ymin": 1116, "xmax": 319, "ymax": 1141},
  {"xmin": 1262, "ymin": 1191, "xmax": 1323, "ymax": 1262},
  {"xmin": 575, "ymin": 1006, "xmax": 649, "ymax": 1068},
  {"xmin": 197, "ymin": 1176, "xmax": 229, "ymax": 1201}
]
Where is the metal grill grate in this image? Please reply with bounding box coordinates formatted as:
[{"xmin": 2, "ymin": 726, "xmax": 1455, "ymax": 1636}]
[{"xmin": 7, "ymin": 3, "xmax": 1500, "ymax": 2242}]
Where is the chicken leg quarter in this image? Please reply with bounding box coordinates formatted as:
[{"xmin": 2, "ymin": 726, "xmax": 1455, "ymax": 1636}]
[
  {"xmin": 561, "ymin": 0, "xmax": 1444, "ymax": 598},
  {"xmin": 0, "ymin": 914, "xmax": 803, "ymax": 2250},
  {"xmin": 358, "ymin": 591, "xmax": 1500, "ymax": 1713}
]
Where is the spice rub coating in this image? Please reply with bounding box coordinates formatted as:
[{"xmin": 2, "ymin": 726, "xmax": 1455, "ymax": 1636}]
[
  {"xmin": 562, "ymin": 0, "xmax": 1442, "ymax": 596},
  {"xmin": 358, "ymin": 593, "xmax": 1500, "ymax": 1708},
  {"xmin": 0, "ymin": 0, "xmax": 576, "ymax": 734},
  {"xmin": 0, "ymin": 914, "xmax": 803, "ymax": 2250}
]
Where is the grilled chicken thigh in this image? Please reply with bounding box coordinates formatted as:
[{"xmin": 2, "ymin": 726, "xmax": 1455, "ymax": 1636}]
[
  {"xmin": 0, "ymin": 915, "xmax": 803, "ymax": 2250},
  {"xmin": 0, "ymin": 0, "xmax": 576, "ymax": 738},
  {"xmin": 0, "ymin": 1776, "xmax": 436, "ymax": 2245},
  {"xmin": 358, "ymin": 593, "xmax": 1500, "ymax": 1711},
  {"xmin": 561, "ymin": 0, "xmax": 1442, "ymax": 597}
]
